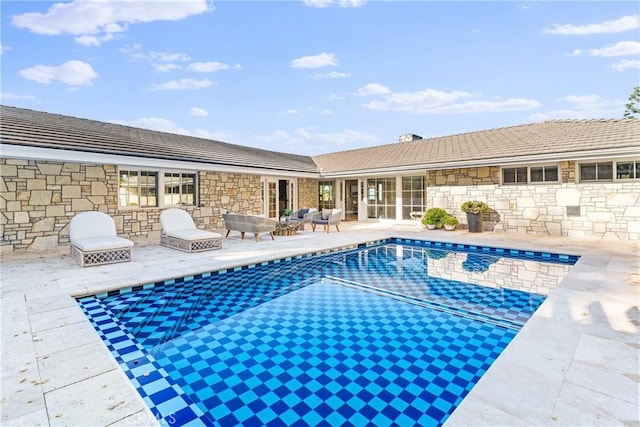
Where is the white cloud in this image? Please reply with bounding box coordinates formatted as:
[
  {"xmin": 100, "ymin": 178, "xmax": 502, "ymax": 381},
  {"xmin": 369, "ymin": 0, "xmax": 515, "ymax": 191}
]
[
  {"xmin": 190, "ymin": 107, "xmax": 209, "ymax": 117},
  {"xmin": 121, "ymin": 45, "xmax": 191, "ymax": 63},
  {"xmin": 303, "ymin": 0, "xmax": 333, "ymax": 8},
  {"xmin": 338, "ymin": 0, "xmax": 366, "ymax": 7},
  {"xmin": 155, "ymin": 63, "xmax": 183, "ymax": 73},
  {"xmin": 19, "ymin": 60, "xmax": 98, "ymax": 86},
  {"xmin": 266, "ymin": 127, "xmax": 379, "ymax": 153},
  {"xmin": 291, "ymin": 52, "xmax": 337, "ymax": 69},
  {"xmin": 12, "ymin": 0, "xmax": 212, "ymax": 46},
  {"xmin": 188, "ymin": 62, "xmax": 242, "ymax": 72},
  {"xmin": 574, "ymin": 41, "xmax": 640, "ymax": 57},
  {"xmin": 0, "ymin": 92, "xmax": 36, "ymax": 101},
  {"xmin": 312, "ymin": 71, "xmax": 351, "ymax": 79},
  {"xmin": 544, "ymin": 14, "xmax": 639, "ymax": 35},
  {"xmin": 361, "ymin": 88, "xmax": 471, "ymax": 110},
  {"xmin": 303, "ymin": 0, "xmax": 366, "ymax": 7},
  {"xmin": 150, "ymin": 78, "xmax": 213, "ymax": 91},
  {"xmin": 358, "ymin": 86, "xmax": 540, "ymax": 114},
  {"xmin": 558, "ymin": 94, "xmax": 621, "ymax": 110},
  {"xmin": 1, "ymin": 44, "xmax": 11, "ymax": 54},
  {"xmin": 357, "ymin": 83, "xmax": 391, "ymax": 96},
  {"xmin": 530, "ymin": 94, "xmax": 624, "ymax": 120},
  {"xmin": 612, "ymin": 59, "xmax": 640, "ymax": 71}
]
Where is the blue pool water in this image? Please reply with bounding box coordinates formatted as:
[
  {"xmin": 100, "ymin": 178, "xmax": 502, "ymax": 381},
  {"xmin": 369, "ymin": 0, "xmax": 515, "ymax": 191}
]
[{"xmin": 78, "ymin": 239, "xmax": 577, "ymax": 426}]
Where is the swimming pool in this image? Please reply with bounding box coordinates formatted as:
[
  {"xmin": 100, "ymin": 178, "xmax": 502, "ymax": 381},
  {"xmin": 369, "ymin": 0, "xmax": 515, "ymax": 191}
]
[{"xmin": 78, "ymin": 238, "xmax": 577, "ymax": 426}]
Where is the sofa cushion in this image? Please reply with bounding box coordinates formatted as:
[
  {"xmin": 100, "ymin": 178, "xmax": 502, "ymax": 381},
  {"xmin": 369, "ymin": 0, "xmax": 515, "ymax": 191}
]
[
  {"xmin": 298, "ymin": 208, "xmax": 309, "ymax": 219},
  {"xmin": 322, "ymin": 209, "xmax": 333, "ymax": 220}
]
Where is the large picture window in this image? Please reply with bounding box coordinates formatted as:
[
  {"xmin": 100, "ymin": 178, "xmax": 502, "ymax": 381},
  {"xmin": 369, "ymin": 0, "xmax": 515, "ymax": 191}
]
[
  {"xmin": 164, "ymin": 172, "xmax": 196, "ymax": 206},
  {"xmin": 367, "ymin": 177, "xmax": 396, "ymax": 219},
  {"xmin": 119, "ymin": 170, "xmax": 158, "ymax": 207},
  {"xmin": 401, "ymin": 176, "xmax": 425, "ymax": 220}
]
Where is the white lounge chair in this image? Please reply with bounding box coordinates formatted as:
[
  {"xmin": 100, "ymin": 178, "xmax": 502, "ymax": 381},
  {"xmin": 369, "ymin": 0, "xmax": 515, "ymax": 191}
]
[
  {"xmin": 69, "ymin": 211, "xmax": 134, "ymax": 267},
  {"xmin": 160, "ymin": 208, "xmax": 222, "ymax": 252}
]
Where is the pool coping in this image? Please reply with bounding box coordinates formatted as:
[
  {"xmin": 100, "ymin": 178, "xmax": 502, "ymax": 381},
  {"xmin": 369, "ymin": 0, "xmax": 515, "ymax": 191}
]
[{"xmin": 1, "ymin": 223, "xmax": 638, "ymax": 426}]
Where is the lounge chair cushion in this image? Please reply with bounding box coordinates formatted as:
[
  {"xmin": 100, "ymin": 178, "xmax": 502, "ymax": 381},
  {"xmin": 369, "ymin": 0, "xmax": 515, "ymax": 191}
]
[
  {"xmin": 72, "ymin": 236, "xmax": 134, "ymax": 252},
  {"xmin": 297, "ymin": 208, "xmax": 309, "ymax": 219},
  {"xmin": 165, "ymin": 229, "xmax": 222, "ymax": 241},
  {"xmin": 161, "ymin": 209, "xmax": 199, "ymax": 233},
  {"xmin": 322, "ymin": 208, "xmax": 333, "ymax": 220}
]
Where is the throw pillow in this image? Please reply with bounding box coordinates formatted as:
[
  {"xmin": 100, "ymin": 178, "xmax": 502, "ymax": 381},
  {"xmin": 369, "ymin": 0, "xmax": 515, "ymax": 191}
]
[
  {"xmin": 298, "ymin": 208, "xmax": 309, "ymax": 218},
  {"xmin": 322, "ymin": 209, "xmax": 332, "ymax": 220}
]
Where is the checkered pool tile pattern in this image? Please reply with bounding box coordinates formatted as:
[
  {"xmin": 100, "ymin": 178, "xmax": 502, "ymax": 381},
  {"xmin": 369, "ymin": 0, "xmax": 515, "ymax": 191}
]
[{"xmin": 77, "ymin": 239, "xmax": 576, "ymax": 426}]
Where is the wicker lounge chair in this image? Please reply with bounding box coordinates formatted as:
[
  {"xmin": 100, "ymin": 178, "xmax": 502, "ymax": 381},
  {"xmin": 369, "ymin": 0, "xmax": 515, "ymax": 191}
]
[
  {"xmin": 69, "ymin": 211, "xmax": 134, "ymax": 267},
  {"xmin": 160, "ymin": 208, "xmax": 222, "ymax": 252}
]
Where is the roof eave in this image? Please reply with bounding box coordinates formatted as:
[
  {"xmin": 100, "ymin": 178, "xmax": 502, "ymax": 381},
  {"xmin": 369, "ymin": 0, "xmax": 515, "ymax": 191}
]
[
  {"xmin": 318, "ymin": 147, "xmax": 639, "ymax": 178},
  {"xmin": 0, "ymin": 144, "xmax": 322, "ymax": 178}
]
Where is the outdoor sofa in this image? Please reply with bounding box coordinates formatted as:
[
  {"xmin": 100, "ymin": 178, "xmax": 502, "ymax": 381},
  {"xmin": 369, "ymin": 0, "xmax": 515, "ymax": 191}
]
[{"xmin": 222, "ymin": 213, "xmax": 277, "ymax": 242}]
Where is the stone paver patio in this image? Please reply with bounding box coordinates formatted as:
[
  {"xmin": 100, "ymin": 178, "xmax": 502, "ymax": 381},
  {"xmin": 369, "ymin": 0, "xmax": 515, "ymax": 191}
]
[{"xmin": 1, "ymin": 221, "xmax": 638, "ymax": 426}]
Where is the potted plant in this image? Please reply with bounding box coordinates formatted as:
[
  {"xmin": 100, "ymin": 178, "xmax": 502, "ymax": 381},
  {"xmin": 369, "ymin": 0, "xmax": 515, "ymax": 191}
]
[
  {"xmin": 421, "ymin": 208, "xmax": 448, "ymax": 230},
  {"xmin": 461, "ymin": 200, "xmax": 488, "ymax": 233},
  {"xmin": 443, "ymin": 215, "xmax": 459, "ymax": 231}
]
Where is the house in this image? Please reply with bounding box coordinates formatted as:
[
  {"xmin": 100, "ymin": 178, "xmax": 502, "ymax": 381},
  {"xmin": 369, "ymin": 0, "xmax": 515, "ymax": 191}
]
[{"xmin": 1, "ymin": 105, "xmax": 638, "ymax": 252}]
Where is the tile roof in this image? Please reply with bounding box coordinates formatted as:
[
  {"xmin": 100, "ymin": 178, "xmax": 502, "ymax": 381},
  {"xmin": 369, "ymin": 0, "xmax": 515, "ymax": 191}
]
[
  {"xmin": 312, "ymin": 119, "xmax": 640, "ymax": 175},
  {"xmin": 2, "ymin": 105, "xmax": 638, "ymax": 177},
  {"xmin": 0, "ymin": 105, "xmax": 319, "ymax": 174}
]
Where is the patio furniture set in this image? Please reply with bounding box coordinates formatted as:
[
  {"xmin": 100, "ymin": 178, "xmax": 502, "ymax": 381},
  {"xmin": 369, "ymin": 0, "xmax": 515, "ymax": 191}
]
[{"xmin": 69, "ymin": 207, "xmax": 342, "ymax": 267}]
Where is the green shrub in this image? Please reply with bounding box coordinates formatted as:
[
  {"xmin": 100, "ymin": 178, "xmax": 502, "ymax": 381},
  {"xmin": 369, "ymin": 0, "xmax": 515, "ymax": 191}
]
[
  {"xmin": 461, "ymin": 201, "xmax": 489, "ymax": 215},
  {"xmin": 422, "ymin": 208, "xmax": 448, "ymax": 226},
  {"xmin": 443, "ymin": 215, "xmax": 459, "ymax": 226}
]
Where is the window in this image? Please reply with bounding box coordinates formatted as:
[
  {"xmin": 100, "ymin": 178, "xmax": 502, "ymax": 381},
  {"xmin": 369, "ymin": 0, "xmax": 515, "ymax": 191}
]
[
  {"xmin": 401, "ymin": 176, "xmax": 425, "ymax": 220},
  {"xmin": 502, "ymin": 165, "xmax": 559, "ymax": 184},
  {"xmin": 119, "ymin": 169, "xmax": 198, "ymax": 208},
  {"xmin": 367, "ymin": 177, "xmax": 396, "ymax": 219},
  {"xmin": 318, "ymin": 181, "xmax": 335, "ymax": 210},
  {"xmin": 579, "ymin": 162, "xmax": 613, "ymax": 182},
  {"xmin": 502, "ymin": 167, "xmax": 527, "ymax": 184},
  {"xmin": 530, "ymin": 166, "xmax": 559, "ymax": 182},
  {"xmin": 616, "ymin": 160, "xmax": 640, "ymax": 180},
  {"xmin": 164, "ymin": 172, "xmax": 196, "ymax": 206},
  {"xmin": 119, "ymin": 170, "xmax": 158, "ymax": 207}
]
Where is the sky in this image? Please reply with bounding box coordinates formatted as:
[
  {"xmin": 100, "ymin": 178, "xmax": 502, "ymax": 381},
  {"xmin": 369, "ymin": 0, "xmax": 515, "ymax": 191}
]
[{"xmin": 1, "ymin": 1, "xmax": 639, "ymax": 156}]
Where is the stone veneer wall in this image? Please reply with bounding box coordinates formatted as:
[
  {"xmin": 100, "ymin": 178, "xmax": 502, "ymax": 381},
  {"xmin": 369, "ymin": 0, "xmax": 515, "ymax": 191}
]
[
  {"xmin": 297, "ymin": 177, "xmax": 319, "ymax": 210},
  {"xmin": 427, "ymin": 162, "xmax": 640, "ymax": 240},
  {"xmin": 0, "ymin": 159, "xmax": 265, "ymax": 253}
]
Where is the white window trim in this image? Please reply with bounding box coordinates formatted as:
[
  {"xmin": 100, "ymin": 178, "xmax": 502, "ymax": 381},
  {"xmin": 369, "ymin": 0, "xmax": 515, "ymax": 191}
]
[
  {"xmin": 118, "ymin": 167, "xmax": 199, "ymax": 209},
  {"xmin": 500, "ymin": 163, "xmax": 561, "ymax": 185},
  {"xmin": 576, "ymin": 158, "xmax": 640, "ymax": 183}
]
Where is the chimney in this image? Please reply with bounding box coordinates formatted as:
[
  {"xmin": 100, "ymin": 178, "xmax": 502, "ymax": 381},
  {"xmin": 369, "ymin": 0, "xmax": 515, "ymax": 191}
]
[{"xmin": 398, "ymin": 133, "xmax": 422, "ymax": 143}]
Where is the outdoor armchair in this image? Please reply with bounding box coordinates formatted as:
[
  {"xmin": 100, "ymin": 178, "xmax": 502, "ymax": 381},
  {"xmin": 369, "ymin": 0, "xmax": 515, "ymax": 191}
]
[
  {"xmin": 311, "ymin": 208, "xmax": 342, "ymax": 233},
  {"xmin": 284, "ymin": 208, "xmax": 318, "ymax": 230}
]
